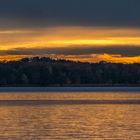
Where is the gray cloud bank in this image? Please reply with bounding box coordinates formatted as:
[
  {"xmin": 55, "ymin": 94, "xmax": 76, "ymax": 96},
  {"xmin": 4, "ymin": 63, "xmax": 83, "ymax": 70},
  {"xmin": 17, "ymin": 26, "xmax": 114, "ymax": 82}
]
[
  {"xmin": 0, "ymin": 0, "xmax": 140, "ymax": 29},
  {"xmin": 0, "ymin": 46, "xmax": 139, "ymax": 57}
]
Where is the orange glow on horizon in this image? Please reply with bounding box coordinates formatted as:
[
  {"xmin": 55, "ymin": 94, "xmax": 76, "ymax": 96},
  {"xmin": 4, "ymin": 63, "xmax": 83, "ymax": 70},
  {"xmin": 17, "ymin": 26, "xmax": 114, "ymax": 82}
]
[
  {"xmin": 49, "ymin": 54, "xmax": 140, "ymax": 64},
  {"xmin": 0, "ymin": 26, "xmax": 140, "ymax": 49},
  {"xmin": 0, "ymin": 26, "xmax": 140, "ymax": 63},
  {"xmin": 0, "ymin": 54, "xmax": 140, "ymax": 64}
]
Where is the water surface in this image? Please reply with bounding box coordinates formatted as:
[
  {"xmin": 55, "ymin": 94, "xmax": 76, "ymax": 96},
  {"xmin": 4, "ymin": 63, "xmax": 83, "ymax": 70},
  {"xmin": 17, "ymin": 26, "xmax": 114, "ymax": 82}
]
[{"xmin": 0, "ymin": 91, "xmax": 139, "ymax": 139}]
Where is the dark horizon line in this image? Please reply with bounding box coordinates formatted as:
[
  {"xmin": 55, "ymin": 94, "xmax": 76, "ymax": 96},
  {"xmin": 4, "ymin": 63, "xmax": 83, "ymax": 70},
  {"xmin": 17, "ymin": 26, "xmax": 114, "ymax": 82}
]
[{"xmin": 0, "ymin": 100, "xmax": 140, "ymax": 106}]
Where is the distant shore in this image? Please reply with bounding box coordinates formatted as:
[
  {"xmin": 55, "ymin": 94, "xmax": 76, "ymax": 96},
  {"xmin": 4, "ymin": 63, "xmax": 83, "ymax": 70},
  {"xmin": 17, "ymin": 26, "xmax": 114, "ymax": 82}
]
[{"xmin": 0, "ymin": 87, "xmax": 140, "ymax": 92}]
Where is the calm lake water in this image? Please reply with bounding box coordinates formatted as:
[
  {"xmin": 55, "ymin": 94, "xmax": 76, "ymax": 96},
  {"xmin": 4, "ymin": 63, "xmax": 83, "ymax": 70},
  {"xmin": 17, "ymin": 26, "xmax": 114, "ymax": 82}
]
[{"xmin": 0, "ymin": 91, "xmax": 140, "ymax": 140}]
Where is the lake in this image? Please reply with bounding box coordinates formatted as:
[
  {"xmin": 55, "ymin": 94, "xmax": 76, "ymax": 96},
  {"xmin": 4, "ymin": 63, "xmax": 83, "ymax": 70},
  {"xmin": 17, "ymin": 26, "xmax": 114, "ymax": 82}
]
[{"xmin": 0, "ymin": 90, "xmax": 139, "ymax": 139}]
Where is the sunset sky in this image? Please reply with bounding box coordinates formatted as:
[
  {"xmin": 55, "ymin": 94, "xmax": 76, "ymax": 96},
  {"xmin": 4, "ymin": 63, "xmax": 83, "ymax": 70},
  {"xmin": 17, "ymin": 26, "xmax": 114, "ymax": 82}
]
[{"xmin": 0, "ymin": 0, "xmax": 140, "ymax": 63}]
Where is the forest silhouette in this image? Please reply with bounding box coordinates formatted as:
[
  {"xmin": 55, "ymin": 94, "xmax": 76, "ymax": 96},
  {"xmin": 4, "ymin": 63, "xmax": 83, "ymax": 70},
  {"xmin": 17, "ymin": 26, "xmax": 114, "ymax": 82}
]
[{"xmin": 0, "ymin": 57, "xmax": 139, "ymax": 86}]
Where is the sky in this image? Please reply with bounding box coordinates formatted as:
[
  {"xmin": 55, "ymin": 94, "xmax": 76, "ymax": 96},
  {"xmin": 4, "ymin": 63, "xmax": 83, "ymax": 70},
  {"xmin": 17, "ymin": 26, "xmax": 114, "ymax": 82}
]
[{"xmin": 0, "ymin": 0, "xmax": 140, "ymax": 63}]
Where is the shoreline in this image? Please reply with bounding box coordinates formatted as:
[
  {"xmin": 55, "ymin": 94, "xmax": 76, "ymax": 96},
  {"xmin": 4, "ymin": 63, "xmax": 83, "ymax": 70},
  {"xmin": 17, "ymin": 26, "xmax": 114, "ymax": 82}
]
[{"xmin": 0, "ymin": 87, "xmax": 139, "ymax": 92}]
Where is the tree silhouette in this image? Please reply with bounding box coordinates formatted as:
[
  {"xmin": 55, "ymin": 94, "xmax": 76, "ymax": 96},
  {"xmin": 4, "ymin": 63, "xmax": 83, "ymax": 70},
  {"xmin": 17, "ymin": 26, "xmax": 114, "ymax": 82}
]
[{"xmin": 0, "ymin": 57, "xmax": 139, "ymax": 86}]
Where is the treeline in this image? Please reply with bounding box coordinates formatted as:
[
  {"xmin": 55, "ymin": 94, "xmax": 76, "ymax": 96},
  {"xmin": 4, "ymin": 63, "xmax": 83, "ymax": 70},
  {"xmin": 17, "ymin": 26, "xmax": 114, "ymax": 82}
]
[{"xmin": 0, "ymin": 57, "xmax": 140, "ymax": 86}]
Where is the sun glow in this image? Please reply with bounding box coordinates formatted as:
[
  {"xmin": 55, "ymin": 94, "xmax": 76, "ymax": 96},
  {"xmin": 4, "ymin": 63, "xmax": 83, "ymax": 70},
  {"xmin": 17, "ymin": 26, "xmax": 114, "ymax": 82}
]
[
  {"xmin": 0, "ymin": 26, "xmax": 140, "ymax": 49},
  {"xmin": 0, "ymin": 26, "xmax": 140, "ymax": 63}
]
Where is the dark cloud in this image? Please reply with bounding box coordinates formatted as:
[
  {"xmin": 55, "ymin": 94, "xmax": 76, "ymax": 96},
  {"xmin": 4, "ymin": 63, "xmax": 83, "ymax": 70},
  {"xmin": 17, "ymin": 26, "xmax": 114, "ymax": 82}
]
[
  {"xmin": 0, "ymin": 0, "xmax": 140, "ymax": 28},
  {"xmin": 1, "ymin": 46, "xmax": 140, "ymax": 57}
]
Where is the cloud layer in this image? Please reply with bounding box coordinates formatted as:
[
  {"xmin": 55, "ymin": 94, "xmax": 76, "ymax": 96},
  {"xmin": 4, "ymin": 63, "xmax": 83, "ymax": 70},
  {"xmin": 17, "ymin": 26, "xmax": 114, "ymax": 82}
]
[
  {"xmin": 0, "ymin": 1, "xmax": 140, "ymax": 63},
  {"xmin": 0, "ymin": 46, "xmax": 139, "ymax": 57},
  {"xmin": 0, "ymin": 0, "xmax": 140, "ymax": 29}
]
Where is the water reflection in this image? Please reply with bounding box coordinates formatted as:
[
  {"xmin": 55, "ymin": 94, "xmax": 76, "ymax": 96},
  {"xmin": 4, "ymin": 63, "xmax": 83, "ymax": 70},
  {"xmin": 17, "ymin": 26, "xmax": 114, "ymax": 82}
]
[{"xmin": 0, "ymin": 92, "xmax": 139, "ymax": 139}]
